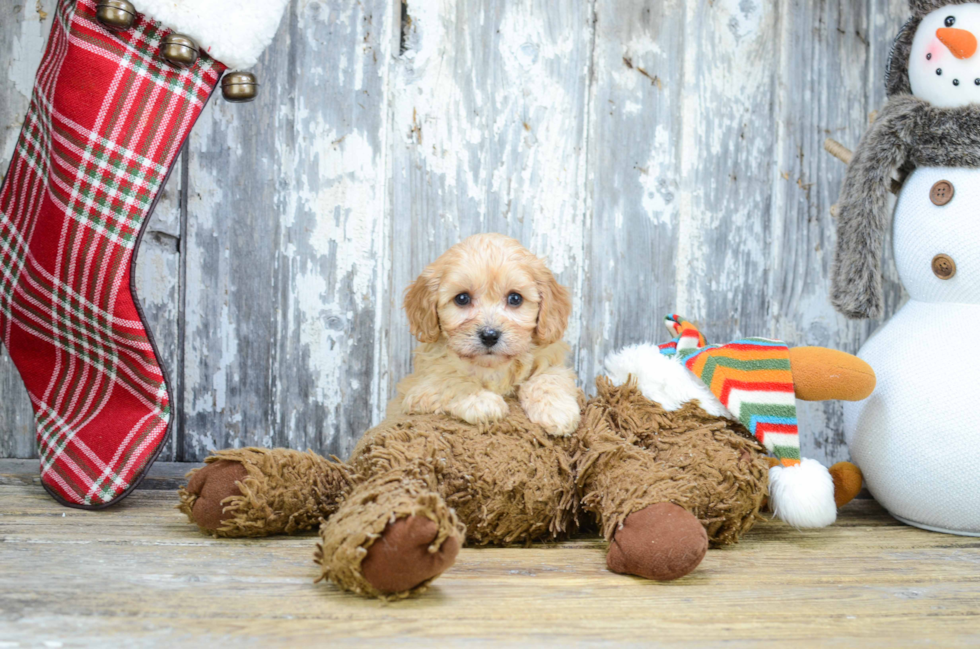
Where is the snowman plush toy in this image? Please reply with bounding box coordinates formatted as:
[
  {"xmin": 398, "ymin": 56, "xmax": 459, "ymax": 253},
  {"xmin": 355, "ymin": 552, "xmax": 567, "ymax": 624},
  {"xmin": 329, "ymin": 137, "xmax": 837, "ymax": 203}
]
[{"xmin": 832, "ymin": 0, "xmax": 980, "ymax": 535}]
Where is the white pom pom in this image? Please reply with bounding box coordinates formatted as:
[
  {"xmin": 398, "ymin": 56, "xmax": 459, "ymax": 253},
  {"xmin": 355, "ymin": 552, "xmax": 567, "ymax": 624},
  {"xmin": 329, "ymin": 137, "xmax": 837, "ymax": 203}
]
[{"xmin": 768, "ymin": 458, "xmax": 837, "ymax": 528}]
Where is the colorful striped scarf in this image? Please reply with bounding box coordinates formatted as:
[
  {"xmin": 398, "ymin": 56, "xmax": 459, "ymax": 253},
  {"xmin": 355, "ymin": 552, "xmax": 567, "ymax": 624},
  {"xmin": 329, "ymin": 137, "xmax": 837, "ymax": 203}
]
[{"xmin": 658, "ymin": 315, "xmax": 801, "ymax": 467}]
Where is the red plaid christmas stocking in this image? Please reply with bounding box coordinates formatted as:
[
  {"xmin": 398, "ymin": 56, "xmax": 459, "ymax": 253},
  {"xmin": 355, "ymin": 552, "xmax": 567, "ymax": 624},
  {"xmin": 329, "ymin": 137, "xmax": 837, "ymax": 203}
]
[{"xmin": 0, "ymin": 0, "xmax": 224, "ymax": 508}]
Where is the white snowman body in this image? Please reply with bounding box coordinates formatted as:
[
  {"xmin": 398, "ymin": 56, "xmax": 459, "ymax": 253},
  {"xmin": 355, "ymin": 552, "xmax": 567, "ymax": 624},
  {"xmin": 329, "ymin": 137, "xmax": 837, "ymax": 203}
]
[
  {"xmin": 844, "ymin": 166, "xmax": 980, "ymax": 535},
  {"xmin": 841, "ymin": 2, "xmax": 980, "ymax": 536}
]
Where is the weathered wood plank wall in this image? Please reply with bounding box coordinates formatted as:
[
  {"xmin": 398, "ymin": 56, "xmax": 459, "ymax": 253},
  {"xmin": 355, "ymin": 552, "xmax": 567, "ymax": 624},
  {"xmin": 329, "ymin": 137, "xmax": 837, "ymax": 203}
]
[{"xmin": 1, "ymin": 0, "xmax": 907, "ymax": 464}]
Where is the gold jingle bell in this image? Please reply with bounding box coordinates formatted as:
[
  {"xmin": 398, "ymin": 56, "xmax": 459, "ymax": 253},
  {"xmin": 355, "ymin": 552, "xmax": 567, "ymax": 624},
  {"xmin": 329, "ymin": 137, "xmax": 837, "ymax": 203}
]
[
  {"xmin": 160, "ymin": 34, "xmax": 200, "ymax": 68},
  {"xmin": 221, "ymin": 72, "xmax": 259, "ymax": 103},
  {"xmin": 96, "ymin": 0, "xmax": 137, "ymax": 30}
]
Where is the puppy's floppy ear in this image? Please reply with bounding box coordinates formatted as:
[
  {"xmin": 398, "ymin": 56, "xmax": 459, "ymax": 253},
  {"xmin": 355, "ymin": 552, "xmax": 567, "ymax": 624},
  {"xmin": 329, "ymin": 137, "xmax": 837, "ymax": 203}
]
[
  {"xmin": 404, "ymin": 265, "xmax": 442, "ymax": 343},
  {"xmin": 532, "ymin": 260, "xmax": 571, "ymax": 346}
]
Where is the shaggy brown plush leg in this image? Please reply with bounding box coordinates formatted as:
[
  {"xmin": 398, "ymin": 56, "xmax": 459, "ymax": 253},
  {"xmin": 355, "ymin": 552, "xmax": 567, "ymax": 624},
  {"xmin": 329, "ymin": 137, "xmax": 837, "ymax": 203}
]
[
  {"xmin": 606, "ymin": 503, "xmax": 708, "ymax": 581},
  {"xmin": 184, "ymin": 460, "xmax": 248, "ymax": 531},
  {"xmin": 316, "ymin": 468, "xmax": 465, "ymax": 599},
  {"xmin": 578, "ymin": 380, "xmax": 769, "ymax": 548},
  {"xmin": 178, "ymin": 448, "xmax": 351, "ymax": 538},
  {"xmin": 360, "ymin": 516, "xmax": 461, "ymax": 594}
]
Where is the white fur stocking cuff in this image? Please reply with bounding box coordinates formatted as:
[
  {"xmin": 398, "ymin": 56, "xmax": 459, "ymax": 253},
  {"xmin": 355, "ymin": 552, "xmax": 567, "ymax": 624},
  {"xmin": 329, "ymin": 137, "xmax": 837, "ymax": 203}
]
[{"xmin": 139, "ymin": 0, "xmax": 290, "ymax": 69}]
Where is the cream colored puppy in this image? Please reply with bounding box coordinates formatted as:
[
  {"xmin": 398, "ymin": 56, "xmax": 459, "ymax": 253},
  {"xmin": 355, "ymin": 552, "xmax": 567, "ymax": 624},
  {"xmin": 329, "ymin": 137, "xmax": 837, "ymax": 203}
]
[{"xmin": 389, "ymin": 233, "xmax": 580, "ymax": 437}]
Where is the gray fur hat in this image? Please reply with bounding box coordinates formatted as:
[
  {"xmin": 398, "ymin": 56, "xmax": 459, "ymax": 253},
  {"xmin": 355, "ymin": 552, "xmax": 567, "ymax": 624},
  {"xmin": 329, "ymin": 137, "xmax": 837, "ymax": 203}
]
[
  {"xmin": 887, "ymin": 0, "xmax": 975, "ymax": 96},
  {"xmin": 910, "ymin": 0, "xmax": 973, "ymax": 16}
]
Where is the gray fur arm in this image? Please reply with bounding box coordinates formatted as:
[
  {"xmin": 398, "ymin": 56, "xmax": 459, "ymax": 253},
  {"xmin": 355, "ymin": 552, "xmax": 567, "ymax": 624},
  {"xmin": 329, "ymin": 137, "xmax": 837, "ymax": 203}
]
[{"xmin": 831, "ymin": 96, "xmax": 922, "ymax": 319}]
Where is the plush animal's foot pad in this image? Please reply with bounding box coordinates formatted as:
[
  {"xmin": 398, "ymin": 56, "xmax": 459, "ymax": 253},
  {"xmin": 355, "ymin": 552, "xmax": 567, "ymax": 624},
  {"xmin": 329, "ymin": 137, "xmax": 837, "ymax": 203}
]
[
  {"xmin": 607, "ymin": 503, "xmax": 708, "ymax": 581},
  {"xmin": 184, "ymin": 460, "xmax": 248, "ymax": 531},
  {"xmin": 361, "ymin": 515, "xmax": 461, "ymax": 594}
]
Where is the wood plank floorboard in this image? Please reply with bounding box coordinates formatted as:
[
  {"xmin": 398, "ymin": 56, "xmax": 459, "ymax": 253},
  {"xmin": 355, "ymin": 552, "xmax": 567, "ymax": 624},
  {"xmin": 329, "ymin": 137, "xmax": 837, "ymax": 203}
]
[{"xmin": 1, "ymin": 482, "xmax": 979, "ymax": 647}]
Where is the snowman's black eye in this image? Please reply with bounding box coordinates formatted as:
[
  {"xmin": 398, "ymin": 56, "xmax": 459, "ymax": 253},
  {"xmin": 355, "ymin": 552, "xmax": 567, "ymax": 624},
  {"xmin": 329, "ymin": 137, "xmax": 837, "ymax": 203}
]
[
  {"xmin": 927, "ymin": 53, "xmax": 933, "ymax": 60},
  {"xmin": 937, "ymin": 68, "xmax": 944, "ymax": 76},
  {"xmin": 976, "ymin": 78, "xmax": 980, "ymax": 86},
  {"xmin": 945, "ymin": 16, "xmax": 956, "ymax": 27},
  {"xmin": 954, "ymin": 79, "xmax": 961, "ymax": 86}
]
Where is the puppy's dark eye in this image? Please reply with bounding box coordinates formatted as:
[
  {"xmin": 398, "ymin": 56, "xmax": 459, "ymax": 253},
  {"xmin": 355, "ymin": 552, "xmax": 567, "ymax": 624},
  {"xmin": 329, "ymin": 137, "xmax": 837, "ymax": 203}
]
[
  {"xmin": 507, "ymin": 293, "xmax": 523, "ymax": 307},
  {"xmin": 946, "ymin": 15, "xmax": 956, "ymax": 27},
  {"xmin": 453, "ymin": 293, "xmax": 471, "ymax": 307}
]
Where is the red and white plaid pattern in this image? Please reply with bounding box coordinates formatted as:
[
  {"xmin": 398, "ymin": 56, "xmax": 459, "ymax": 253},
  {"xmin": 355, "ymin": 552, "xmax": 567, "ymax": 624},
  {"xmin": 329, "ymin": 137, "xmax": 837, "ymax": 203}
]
[{"xmin": 0, "ymin": 0, "xmax": 224, "ymax": 507}]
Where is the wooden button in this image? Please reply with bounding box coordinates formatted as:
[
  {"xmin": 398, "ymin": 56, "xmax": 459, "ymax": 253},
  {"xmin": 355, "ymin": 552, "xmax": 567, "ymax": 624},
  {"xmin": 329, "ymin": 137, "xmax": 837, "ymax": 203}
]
[
  {"xmin": 930, "ymin": 180, "xmax": 954, "ymax": 206},
  {"xmin": 932, "ymin": 254, "xmax": 957, "ymax": 280}
]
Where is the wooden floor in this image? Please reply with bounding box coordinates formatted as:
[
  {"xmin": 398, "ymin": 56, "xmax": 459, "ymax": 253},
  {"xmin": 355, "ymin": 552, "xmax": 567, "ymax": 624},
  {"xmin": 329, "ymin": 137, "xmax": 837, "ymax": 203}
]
[{"xmin": 2, "ymin": 466, "xmax": 980, "ymax": 647}]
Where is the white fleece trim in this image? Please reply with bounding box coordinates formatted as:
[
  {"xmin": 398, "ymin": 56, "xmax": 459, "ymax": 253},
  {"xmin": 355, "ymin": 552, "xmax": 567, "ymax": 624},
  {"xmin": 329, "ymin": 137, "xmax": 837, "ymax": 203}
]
[
  {"xmin": 138, "ymin": 0, "xmax": 289, "ymax": 69},
  {"xmin": 603, "ymin": 343, "xmax": 731, "ymax": 417},
  {"xmin": 768, "ymin": 459, "xmax": 837, "ymax": 528}
]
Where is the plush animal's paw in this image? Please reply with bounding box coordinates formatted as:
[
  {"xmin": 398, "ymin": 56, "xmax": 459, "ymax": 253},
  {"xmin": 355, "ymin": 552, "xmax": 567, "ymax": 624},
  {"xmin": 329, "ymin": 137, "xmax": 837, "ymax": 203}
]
[
  {"xmin": 607, "ymin": 503, "xmax": 708, "ymax": 581},
  {"xmin": 182, "ymin": 460, "xmax": 248, "ymax": 531},
  {"xmin": 361, "ymin": 516, "xmax": 461, "ymax": 594},
  {"xmin": 523, "ymin": 392, "xmax": 581, "ymax": 437},
  {"xmin": 452, "ymin": 390, "xmax": 509, "ymax": 425}
]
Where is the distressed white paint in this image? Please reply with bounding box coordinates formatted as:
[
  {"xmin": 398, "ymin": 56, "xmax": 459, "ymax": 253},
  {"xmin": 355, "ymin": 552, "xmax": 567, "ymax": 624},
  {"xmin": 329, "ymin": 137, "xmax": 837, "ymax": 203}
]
[
  {"xmin": 179, "ymin": 0, "xmax": 393, "ymax": 461},
  {"xmin": 387, "ymin": 0, "xmax": 594, "ymax": 401},
  {"xmin": 1, "ymin": 0, "xmax": 909, "ymax": 466}
]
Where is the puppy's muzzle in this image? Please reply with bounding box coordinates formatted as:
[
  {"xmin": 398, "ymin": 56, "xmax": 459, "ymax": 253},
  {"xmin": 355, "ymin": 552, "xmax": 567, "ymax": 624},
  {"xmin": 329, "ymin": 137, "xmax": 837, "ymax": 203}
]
[{"xmin": 478, "ymin": 327, "xmax": 501, "ymax": 349}]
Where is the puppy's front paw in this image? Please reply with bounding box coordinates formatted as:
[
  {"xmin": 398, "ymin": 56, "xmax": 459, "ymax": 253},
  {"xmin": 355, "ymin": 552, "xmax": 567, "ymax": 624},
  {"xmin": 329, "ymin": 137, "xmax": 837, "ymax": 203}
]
[
  {"xmin": 523, "ymin": 392, "xmax": 581, "ymax": 437},
  {"xmin": 452, "ymin": 390, "xmax": 509, "ymax": 425}
]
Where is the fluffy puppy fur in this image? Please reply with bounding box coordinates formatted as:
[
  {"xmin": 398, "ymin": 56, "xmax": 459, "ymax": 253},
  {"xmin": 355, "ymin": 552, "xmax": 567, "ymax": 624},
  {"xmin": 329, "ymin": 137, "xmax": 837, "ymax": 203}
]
[{"xmin": 389, "ymin": 234, "xmax": 579, "ymax": 436}]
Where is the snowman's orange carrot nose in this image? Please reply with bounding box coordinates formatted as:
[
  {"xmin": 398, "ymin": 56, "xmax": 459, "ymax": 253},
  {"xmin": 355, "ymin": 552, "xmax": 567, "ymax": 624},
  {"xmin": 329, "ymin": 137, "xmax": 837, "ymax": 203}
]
[{"xmin": 937, "ymin": 27, "xmax": 978, "ymax": 59}]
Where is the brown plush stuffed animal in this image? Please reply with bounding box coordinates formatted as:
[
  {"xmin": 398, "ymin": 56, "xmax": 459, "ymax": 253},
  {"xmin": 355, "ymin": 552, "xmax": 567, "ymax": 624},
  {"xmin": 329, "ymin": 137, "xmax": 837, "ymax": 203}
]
[
  {"xmin": 179, "ymin": 347, "xmax": 869, "ymax": 597},
  {"xmin": 180, "ymin": 402, "xmax": 577, "ymax": 598},
  {"xmin": 179, "ymin": 236, "xmax": 873, "ymax": 598}
]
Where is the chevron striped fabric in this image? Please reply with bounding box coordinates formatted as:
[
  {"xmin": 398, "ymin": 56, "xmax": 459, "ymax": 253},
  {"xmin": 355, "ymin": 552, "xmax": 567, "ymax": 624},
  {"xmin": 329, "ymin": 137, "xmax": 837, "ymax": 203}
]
[{"xmin": 658, "ymin": 315, "xmax": 800, "ymax": 467}]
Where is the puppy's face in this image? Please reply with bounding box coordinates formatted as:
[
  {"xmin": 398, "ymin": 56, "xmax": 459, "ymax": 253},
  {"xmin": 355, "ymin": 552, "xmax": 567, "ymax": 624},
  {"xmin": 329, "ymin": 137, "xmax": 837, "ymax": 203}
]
[
  {"xmin": 435, "ymin": 252, "xmax": 540, "ymax": 366},
  {"xmin": 405, "ymin": 234, "xmax": 571, "ymax": 367}
]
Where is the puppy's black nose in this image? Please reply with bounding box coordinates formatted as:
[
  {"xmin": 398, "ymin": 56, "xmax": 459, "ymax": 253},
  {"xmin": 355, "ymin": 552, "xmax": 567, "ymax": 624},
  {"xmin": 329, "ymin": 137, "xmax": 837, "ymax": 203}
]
[{"xmin": 479, "ymin": 328, "xmax": 501, "ymax": 348}]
